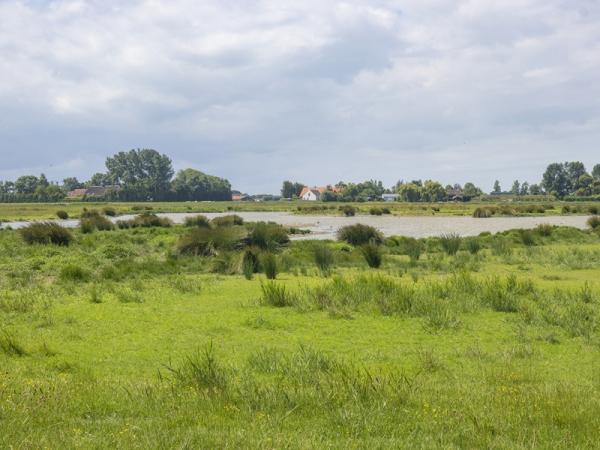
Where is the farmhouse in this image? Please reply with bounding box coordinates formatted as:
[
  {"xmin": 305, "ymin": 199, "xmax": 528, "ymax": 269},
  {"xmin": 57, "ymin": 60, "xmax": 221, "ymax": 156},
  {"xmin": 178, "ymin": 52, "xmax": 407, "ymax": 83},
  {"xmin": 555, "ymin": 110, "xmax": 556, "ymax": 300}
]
[
  {"xmin": 382, "ymin": 193, "xmax": 399, "ymax": 202},
  {"xmin": 67, "ymin": 185, "xmax": 120, "ymax": 199}
]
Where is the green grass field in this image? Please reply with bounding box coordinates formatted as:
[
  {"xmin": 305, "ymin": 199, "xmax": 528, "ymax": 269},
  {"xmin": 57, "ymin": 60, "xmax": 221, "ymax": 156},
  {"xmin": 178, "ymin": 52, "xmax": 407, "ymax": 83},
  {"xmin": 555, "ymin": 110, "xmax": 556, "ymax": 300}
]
[
  {"xmin": 1, "ymin": 217, "xmax": 600, "ymax": 448},
  {"xmin": 0, "ymin": 199, "xmax": 599, "ymax": 222}
]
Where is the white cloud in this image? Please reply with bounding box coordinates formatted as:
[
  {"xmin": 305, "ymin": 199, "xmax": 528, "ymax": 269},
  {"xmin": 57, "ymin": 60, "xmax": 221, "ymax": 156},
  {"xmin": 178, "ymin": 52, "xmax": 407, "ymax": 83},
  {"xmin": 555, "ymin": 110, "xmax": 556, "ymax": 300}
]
[{"xmin": 0, "ymin": 0, "xmax": 599, "ymax": 192}]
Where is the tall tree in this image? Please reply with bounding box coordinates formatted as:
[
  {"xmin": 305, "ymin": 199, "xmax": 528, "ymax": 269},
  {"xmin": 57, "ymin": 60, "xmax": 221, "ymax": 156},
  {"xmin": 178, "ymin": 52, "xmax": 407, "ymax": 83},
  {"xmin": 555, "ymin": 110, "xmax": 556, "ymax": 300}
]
[
  {"xmin": 542, "ymin": 163, "xmax": 569, "ymax": 197},
  {"xmin": 492, "ymin": 180, "xmax": 501, "ymax": 194},
  {"xmin": 62, "ymin": 177, "xmax": 83, "ymax": 191},
  {"xmin": 511, "ymin": 180, "xmax": 520, "ymax": 195},
  {"xmin": 14, "ymin": 175, "xmax": 39, "ymax": 194},
  {"xmin": 592, "ymin": 164, "xmax": 600, "ymax": 181},
  {"xmin": 520, "ymin": 182, "xmax": 529, "ymax": 196},
  {"xmin": 105, "ymin": 149, "xmax": 174, "ymax": 200},
  {"xmin": 565, "ymin": 161, "xmax": 587, "ymax": 191},
  {"xmin": 171, "ymin": 168, "xmax": 231, "ymax": 201}
]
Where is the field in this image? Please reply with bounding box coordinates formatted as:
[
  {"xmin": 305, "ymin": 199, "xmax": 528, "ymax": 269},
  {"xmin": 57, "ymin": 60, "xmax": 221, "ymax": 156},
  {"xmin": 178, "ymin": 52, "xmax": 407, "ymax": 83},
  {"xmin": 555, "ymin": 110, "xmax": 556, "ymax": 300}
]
[
  {"xmin": 1, "ymin": 214, "xmax": 600, "ymax": 448},
  {"xmin": 1, "ymin": 199, "xmax": 600, "ymax": 222}
]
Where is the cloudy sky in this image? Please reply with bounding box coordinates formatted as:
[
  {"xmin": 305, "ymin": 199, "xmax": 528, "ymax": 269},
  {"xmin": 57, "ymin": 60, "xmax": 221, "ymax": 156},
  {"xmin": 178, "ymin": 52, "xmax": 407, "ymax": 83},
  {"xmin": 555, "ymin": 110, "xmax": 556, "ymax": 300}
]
[{"xmin": 1, "ymin": 0, "xmax": 599, "ymax": 193}]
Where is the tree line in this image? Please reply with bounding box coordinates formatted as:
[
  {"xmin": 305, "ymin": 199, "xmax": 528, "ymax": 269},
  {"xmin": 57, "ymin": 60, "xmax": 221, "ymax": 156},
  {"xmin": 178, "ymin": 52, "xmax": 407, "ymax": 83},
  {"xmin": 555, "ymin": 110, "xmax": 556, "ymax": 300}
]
[
  {"xmin": 0, "ymin": 149, "xmax": 232, "ymax": 202},
  {"xmin": 282, "ymin": 161, "xmax": 600, "ymax": 202}
]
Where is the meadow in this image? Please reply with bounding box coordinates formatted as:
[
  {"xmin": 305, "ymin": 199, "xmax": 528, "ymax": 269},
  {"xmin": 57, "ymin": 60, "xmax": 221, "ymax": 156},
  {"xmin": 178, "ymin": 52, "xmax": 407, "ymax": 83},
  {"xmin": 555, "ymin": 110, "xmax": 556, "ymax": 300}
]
[
  {"xmin": 1, "ymin": 198, "xmax": 600, "ymax": 222},
  {"xmin": 1, "ymin": 212, "xmax": 600, "ymax": 448}
]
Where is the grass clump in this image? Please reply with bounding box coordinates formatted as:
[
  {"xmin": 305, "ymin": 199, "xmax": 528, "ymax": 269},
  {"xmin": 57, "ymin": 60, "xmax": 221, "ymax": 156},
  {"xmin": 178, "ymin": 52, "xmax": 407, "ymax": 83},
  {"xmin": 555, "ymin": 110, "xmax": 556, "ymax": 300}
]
[
  {"xmin": 0, "ymin": 332, "xmax": 27, "ymax": 357},
  {"xmin": 340, "ymin": 205, "xmax": 357, "ymax": 217},
  {"xmin": 56, "ymin": 210, "xmax": 69, "ymax": 220},
  {"xmin": 361, "ymin": 242, "xmax": 382, "ymax": 268},
  {"xmin": 130, "ymin": 213, "xmax": 172, "ymax": 228},
  {"xmin": 473, "ymin": 207, "xmax": 492, "ymax": 218},
  {"xmin": 465, "ymin": 237, "xmax": 481, "ymax": 254},
  {"xmin": 80, "ymin": 212, "xmax": 114, "ymax": 233},
  {"xmin": 244, "ymin": 222, "xmax": 289, "ymax": 250},
  {"xmin": 19, "ymin": 222, "xmax": 73, "ymax": 246},
  {"xmin": 314, "ymin": 244, "xmax": 334, "ymax": 275},
  {"xmin": 212, "ymin": 215, "xmax": 244, "ymax": 227},
  {"xmin": 588, "ymin": 216, "xmax": 600, "ymax": 229},
  {"xmin": 260, "ymin": 281, "xmax": 296, "ymax": 307},
  {"xmin": 184, "ymin": 215, "xmax": 211, "ymax": 228},
  {"xmin": 166, "ymin": 342, "xmax": 229, "ymax": 394},
  {"xmin": 60, "ymin": 264, "xmax": 92, "ymax": 283},
  {"xmin": 262, "ymin": 253, "xmax": 278, "ymax": 279},
  {"xmin": 102, "ymin": 207, "xmax": 117, "ymax": 217},
  {"xmin": 535, "ymin": 224, "xmax": 554, "ymax": 236},
  {"xmin": 242, "ymin": 249, "xmax": 260, "ymax": 280},
  {"xmin": 439, "ymin": 233, "xmax": 461, "ymax": 255},
  {"xmin": 177, "ymin": 226, "xmax": 245, "ymax": 256},
  {"xmin": 338, "ymin": 224, "xmax": 383, "ymax": 246}
]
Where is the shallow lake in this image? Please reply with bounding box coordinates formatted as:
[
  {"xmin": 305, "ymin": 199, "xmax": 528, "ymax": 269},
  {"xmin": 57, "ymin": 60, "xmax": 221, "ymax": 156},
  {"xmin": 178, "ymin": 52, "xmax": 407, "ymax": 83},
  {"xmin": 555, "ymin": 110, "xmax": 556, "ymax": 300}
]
[{"xmin": 1, "ymin": 212, "xmax": 592, "ymax": 239}]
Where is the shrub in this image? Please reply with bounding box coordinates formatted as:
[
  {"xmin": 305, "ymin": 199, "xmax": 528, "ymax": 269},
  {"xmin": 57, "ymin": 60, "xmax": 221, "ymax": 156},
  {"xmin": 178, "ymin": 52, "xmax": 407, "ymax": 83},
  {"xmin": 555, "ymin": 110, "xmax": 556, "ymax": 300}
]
[
  {"xmin": 439, "ymin": 233, "xmax": 461, "ymax": 255},
  {"xmin": 19, "ymin": 222, "xmax": 73, "ymax": 246},
  {"xmin": 465, "ymin": 238, "xmax": 481, "ymax": 254},
  {"xmin": 242, "ymin": 249, "xmax": 260, "ymax": 280},
  {"xmin": 260, "ymin": 281, "xmax": 295, "ymax": 307},
  {"xmin": 177, "ymin": 226, "xmax": 245, "ymax": 256},
  {"xmin": 314, "ymin": 244, "xmax": 333, "ymax": 275},
  {"xmin": 561, "ymin": 205, "xmax": 571, "ymax": 214},
  {"xmin": 588, "ymin": 205, "xmax": 599, "ymax": 215},
  {"xmin": 60, "ymin": 264, "xmax": 91, "ymax": 282},
  {"xmin": 588, "ymin": 216, "xmax": 600, "ymax": 229},
  {"xmin": 80, "ymin": 214, "xmax": 114, "ymax": 233},
  {"xmin": 361, "ymin": 242, "xmax": 382, "ymax": 268},
  {"xmin": 262, "ymin": 253, "xmax": 278, "ymax": 279},
  {"xmin": 212, "ymin": 215, "xmax": 244, "ymax": 227},
  {"xmin": 129, "ymin": 213, "xmax": 172, "ymax": 228},
  {"xmin": 519, "ymin": 229, "xmax": 536, "ymax": 246},
  {"xmin": 338, "ymin": 224, "xmax": 383, "ymax": 246},
  {"xmin": 56, "ymin": 210, "xmax": 69, "ymax": 220},
  {"xmin": 340, "ymin": 205, "xmax": 356, "ymax": 217},
  {"xmin": 472, "ymin": 207, "xmax": 492, "ymax": 218},
  {"xmin": 184, "ymin": 215, "xmax": 211, "ymax": 228},
  {"xmin": 102, "ymin": 207, "xmax": 117, "ymax": 217},
  {"xmin": 244, "ymin": 222, "xmax": 289, "ymax": 250},
  {"xmin": 369, "ymin": 207, "xmax": 383, "ymax": 216},
  {"xmin": 535, "ymin": 224, "xmax": 553, "ymax": 237}
]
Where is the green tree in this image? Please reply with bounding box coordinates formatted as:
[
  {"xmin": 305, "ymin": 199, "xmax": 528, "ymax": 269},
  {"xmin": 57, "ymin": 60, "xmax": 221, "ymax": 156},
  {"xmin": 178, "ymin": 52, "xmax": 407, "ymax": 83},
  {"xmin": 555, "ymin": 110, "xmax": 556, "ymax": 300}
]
[
  {"xmin": 14, "ymin": 175, "xmax": 39, "ymax": 194},
  {"xmin": 421, "ymin": 180, "xmax": 446, "ymax": 202},
  {"xmin": 62, "ymin": 177, "xmax": 83, "ymax": 191},
  {"xmin": 542, "ymin": 163, "xmax": 569, "ymax": 197},
  {"xmin": 105, "ymin": 149, "xmax": 174, "ymax": 200},
  {"xmin": 529, "ymin": 184, "xmax": 542, "ymax": 195},
  {"xmin": 397, "ymin": 183, "xmax": 421, "ymax": 202},
  {"xmin": 463, "ymin": 182, "xmax": 482, "ymax": 199},
  {"xmin": 592, "ymin": 164, "xmax": 600, "ymax": 181},
  {"xmin": 520, "ymin": 182, "xmax": 529, "ymax": 196},
  {"xmin": 281, "ymin": 180, "xmax": 304, "ymax": 198},
  {"xmin": 492, "ymin": 180, "xmax": 501, "ymax": 194},
  {"xmin": 171, "ymin": 168, "xmax": 231, "ymax": 201},
  {"xmin": 511, "ymin": 180, "xmax": 520, "ymax": 195},
  {"xmin": 566, "ymin": 161, "xmax": 587, "ymax": 191},
  {"xmin": 88, "ymin": 173, "xmax": 111, "ymax": 187}
]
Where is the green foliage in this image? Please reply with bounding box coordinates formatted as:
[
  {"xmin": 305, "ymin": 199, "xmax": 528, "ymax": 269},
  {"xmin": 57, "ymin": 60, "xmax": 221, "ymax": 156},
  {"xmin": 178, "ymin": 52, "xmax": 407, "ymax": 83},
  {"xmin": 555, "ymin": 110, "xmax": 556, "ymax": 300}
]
[
  {"xmin": 177, "ymin": 226, "xmax": 245, "ymax": 256},
  {"xmin": 56, "ymin": 210, "xmax": 69, "ymax": 220},
  {"xmin": 244, "ymin": 222, "xmax": 289, "ymax": 250},
  {"xmin": 535, "ymin": 224, "xmax": 554, "ymax": 236},
  {"xmin": 472, "ymin": 207, "xmax": 492, "ymax": 218},
  {"xmin": 262, "ymin": 253, "xmax": 278, "ymax": 279},
  {"xmin": 171, "ymin": 168, "xmax": 231, "ymax": 201},
  {"xmin": 340, "ymin": 205, "xmax": 356, "ymax": 216},
  {"xmin": 102, "ymin": 207, "xmax": 117, "ymax": 217},
  {"xmin": 0, "ymin": 332, "xmax": 27, "ymax": 357},
  {"xmin": 212, "ymin": 215, "xmax": 244, "ymax": 227},
  {"xmin": 260, "ymin": 281, "xmax": 295, "ymax": 307},
  {"xmin": 338, "ymin": 224, "xmax": 383, "ymax": 246},
  {"xmin": 166, "ymin": 342, "xmax": 229, "ymax": 393},
  {"xmin": 369, "ymin": 207, "xmax": 383, "ymax": 216},
  {"xmin": 60, "ymin": 264, "xmax": 91, "ymax": 283},
  {"xmin": 439, "ymin": 233, "xmax": 461, "ymax": 255},
  {"xmin": 121, "ymin": 213, "xmax": 172, "ymax": 228},
  {"xmin": 588, "ymin": 216, "xmax": 600, "ymax": 229},
  {"xmin": 465, "ymin": 237, "xmax": 481, "ymax": 254},
  {"xmin": 19, "ymin": 222, "xmax": 73, "ymax": 246},
  {"xmin": 361, "ymin": 242, "xmax": 382, "ymax": 268},
  {"xmin": 519, "ymin": 229, "xmax": 536, "ymax": 246},
  {"xmin": 80, "ymin": 213, "xmax": 114, "ymax": 233},
  {"xmin": 242, "ymin": 249, "xmax": 260, "ymax": 280},
  {"xmin": 314, "ymin": 244, "xmax": 333, "ymax": 275},
  {"xmin": 184, "ymin": 215, "xmax": 211, "ymax": 228}
]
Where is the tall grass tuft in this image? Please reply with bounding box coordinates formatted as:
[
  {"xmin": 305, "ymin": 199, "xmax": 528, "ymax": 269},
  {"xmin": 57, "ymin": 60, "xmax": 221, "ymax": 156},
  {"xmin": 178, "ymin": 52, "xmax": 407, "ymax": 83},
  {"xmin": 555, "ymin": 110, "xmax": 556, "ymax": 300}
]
[
  {"xmin": 260, "ymin": 281, "xmax": 296, "ymax": 307},
  {"xmin": 472, "ymin": 207, "xmax": 492, "ymax": 218},
  {"xmin": 80, "ymin": 212, "xmax": 114, "ymax": 233},
  {"xmin": 56, "ymin": 210, "xmax": 69, "ymax": 219},
  {"xmin": 262, "ymin": 253, "xmax": 278, "ymax": 279},
  {"xmin": 184, "ymin": 215, "xmax": 211, "ymax": 228},
  {"xmin": 242, "ymin": 249, "xmax": 260, "ymax": 280},
  {"xmin": 0, "ymin": 332, "xmax": 27, "ymax": 357},
  {"xmin": 340, "ymin": 205, "xmax": 356, "ymax": 216},
  {"xmin": 166, "ymin": 342, "xmax": 229, "ymax": 394},
  {"xmin": 211, "ymin": 215, "xmax": 244, "ymax": 227},
  {"xmin": 587, "ymin": 215, "xmax": 600, "ymax": 229},
  {"xmin": 361, "ymin": 242, "xmax": 382, "ymax": 268},
  {"xmin": 60, "ymin": 264, "xmax": 91, "ymax": 283},
  {"xmin": 535, "ymin": 223, "xmax": 554, "ymax": 237},
  {"xmin": 176, "ymin": 226, "xmax": 245, "ymax": 256},
  {"xmin": 338, "ymin": 224, "xmax": 383, "ymax": 246},
  {"xmin": 19, "ymin": 222, "xmax": 73, "ymax": 246},
  {"xmin": 244, "ymin": 222, "xmax": 289, "ymax": 250},
  {"xmin": 314, "ymin": 244, "xmax": 333, "ymax": 276},
  {"xmin": 465, "ymin": 237, "xmax": 481, "ymax": 254},
  {"xmin": 439, "ymin": 233, "xmax": 461, "ymax": 255},
  {"xmin": 519, "ymin": 229, "xmax": 536, "ymax": 246}
]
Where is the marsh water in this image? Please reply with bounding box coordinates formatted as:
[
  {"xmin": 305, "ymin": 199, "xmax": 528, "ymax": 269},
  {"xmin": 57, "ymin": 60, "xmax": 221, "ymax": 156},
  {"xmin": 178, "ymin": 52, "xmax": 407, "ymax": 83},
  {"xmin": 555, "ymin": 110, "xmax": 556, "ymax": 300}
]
[{"xmin": 1, "ymin": 212, "xmax": 592, "ymax": 239}]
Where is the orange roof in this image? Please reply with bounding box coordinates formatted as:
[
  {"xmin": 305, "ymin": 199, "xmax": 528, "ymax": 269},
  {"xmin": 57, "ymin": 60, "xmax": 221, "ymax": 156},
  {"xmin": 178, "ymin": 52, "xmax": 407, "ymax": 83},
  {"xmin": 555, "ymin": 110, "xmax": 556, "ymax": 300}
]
[{"xmin": 299, "ymin": 185, "xmax": 341, "ymax": 197}]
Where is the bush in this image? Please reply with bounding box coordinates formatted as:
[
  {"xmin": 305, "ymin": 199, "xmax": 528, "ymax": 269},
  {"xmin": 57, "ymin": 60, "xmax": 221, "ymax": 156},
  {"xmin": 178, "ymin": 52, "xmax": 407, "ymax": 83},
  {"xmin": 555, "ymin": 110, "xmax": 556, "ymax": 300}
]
[
  {"xmin": 472, "ymin": 207, "xmax": 492, "ymax": 218},
  {"xmin": 535, "ymin": 224, "xmax": 553, "ymax": 237},
  {"xmin": 242, "ymin": 249, "xmax": 260, "ymax": 280},
  {"xmin": 519, "ymin": 229, "xmax": 536, "ymax": 246},
  {"xmin": 361, "ymin": 242, "xmax": 382, "ymax": 268},
  {"xmin": 262, "ymin": 253, "xmax": 278, "ymax": 279},
  {"xmin": 102, "ymin": 207, "xmax": 117, "ymax": 217},
  {"xmin": 260, "ymin": 281, "xmax": 295, "ymax": 307},
  {"xmin": 184, "ymin": 215, "xmax": 211, "ymax": 228},
  {"xmin": 244, "ymin": 222, "xmax": 289, "ymax": 250},
  {"xmin": 60, "ymin": 264, "xmax": 91, "ymax": 282},
  {"xmin": 369, "ymin": 207, "xmax": 383, "ymax": 216},
  {"xmin": 314, "ymin": 244, "xmax": 333, "ymax": 275},
  {"xmin": 80, "ymin": 213, "xmax": 114, "ymax": 233},
  {"xmin": 177, "ymin": 226, "xmax": 245, "ymax": 256},
  {"xmin": 56, "ymin": 210, "xmax": 69, "ymax": 220},
  {"xmin": 390, "ymin": 236, "xmax": 423, "ymax": 262},
  {"xmin": 465, "ymin": 238, "xmax": 481, "ymax": 254},
  {"xmin": 588, "ymin": 216, "xmax": 600, "ymax": 229},
  {"xmin": 588, "ymin": 206, "xmax": 599, "ymax": 215},
  {"xmin": 340, "ymin": 205, "xmax": 356, "ymax": 217},
  {"xmin": 439, "ymin": 233, "xmax": 461, "ymax": 255},
  {"xmin": 338, "ymin": 224, "xmax": 383, "ymax": 246},
  {"xmin": 212, "ymin": 215, "xmax": 244, "ymax": 227},
  {"xmin": 129, "ymin": 213, "xmax": 172, "ymax": 228},
  {"xmin": 19, "ymin": 222, "xmax": 73, "ymax": 246}
]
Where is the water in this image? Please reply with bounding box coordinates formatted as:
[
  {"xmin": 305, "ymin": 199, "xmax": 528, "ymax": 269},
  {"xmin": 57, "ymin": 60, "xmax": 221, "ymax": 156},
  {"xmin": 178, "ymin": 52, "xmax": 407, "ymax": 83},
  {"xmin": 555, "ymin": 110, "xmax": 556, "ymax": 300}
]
[{"xmin": 0, "ymin": 212, "xmax": 592, "ymax": 239}]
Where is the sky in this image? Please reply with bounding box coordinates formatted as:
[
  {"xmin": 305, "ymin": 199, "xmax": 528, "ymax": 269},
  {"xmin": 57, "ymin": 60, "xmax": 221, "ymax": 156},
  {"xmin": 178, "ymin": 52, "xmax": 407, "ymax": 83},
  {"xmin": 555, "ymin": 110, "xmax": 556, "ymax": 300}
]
[{"xmin": 1, "ymin": 0, "xmax": 599, "ymax": 194}]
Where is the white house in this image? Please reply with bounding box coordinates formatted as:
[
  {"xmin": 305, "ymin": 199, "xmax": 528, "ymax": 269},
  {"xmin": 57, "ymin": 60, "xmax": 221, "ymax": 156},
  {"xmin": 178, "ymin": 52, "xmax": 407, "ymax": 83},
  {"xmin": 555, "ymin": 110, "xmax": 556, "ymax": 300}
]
[{"xmin": 300, "ymin": 187, "xmax": 323, "ymax": 201}]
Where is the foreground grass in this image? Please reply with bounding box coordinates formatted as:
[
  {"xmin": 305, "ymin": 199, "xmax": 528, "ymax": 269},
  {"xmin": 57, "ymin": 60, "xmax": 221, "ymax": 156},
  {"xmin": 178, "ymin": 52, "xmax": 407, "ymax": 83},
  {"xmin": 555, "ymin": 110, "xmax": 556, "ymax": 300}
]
[
  {"xmin": 1, "ymin": 225, "xmax": 600, "ymax": 448},
  {"xmin": 0, "ymin": 199, "xmax": 599, "ymax": 222}
]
